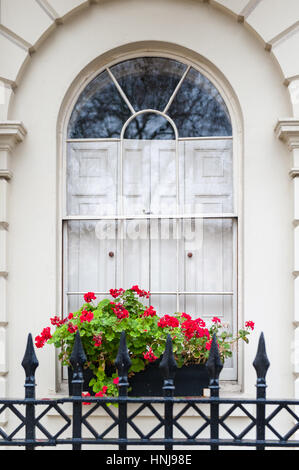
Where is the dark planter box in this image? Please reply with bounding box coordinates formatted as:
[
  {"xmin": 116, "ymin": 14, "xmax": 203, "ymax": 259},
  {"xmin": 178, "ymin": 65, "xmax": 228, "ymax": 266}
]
[{"xmin": 68, "ymin": 363, "xmax": 209, "ymax": 397}]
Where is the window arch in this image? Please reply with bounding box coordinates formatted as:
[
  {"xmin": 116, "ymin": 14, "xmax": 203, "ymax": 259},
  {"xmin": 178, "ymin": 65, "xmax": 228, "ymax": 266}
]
[
  {"xmin": 68, "ymin": 57, "xmax": 232, "ymax": 139},
  {"xmin": 64, "ymin": 56, "xmax": 237, "ymax": 379}
]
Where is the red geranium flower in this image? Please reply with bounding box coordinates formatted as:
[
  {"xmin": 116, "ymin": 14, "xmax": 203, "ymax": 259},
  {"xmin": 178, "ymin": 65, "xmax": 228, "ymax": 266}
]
[
  {"xmin": 80, "ymin": 310, "xmax": 94, "ymax": 323},
  {"xmin": 245, "ymin": 321, "xmax": 255, "ymax": 331},
  {"xmin": 212, "ymin": 317, "xmax": 221, "ymax": 324},
  {"xmin": 113, "ymin": 377, "xmax": 119, "ymax": 385},
  {"xmin": 143, "ymin": 347, "xmax": 158, "ymax": 363},
  {"xmin": 131, "ymin": 285, "xmax": 150, "ymax": 299},
  {"xmin": 111, "ymin": 303, "xmax": 129, "ymax": 320},
  {"xmin": 84, "ymin": 292, "xmax": 96, "ymax": 303},
  {"xmin": 67, "ymin": 323, "xmax": 78, "ymax": 334},
  {"xmin": 93, "ymin": 334, "xmax": 102, "ymax": 347},
  {"xmin": 35, "ymin": 327, "xmax": 52, "ymax": 349},
  {"xmin": 157, "ymin": 315, "xmax": 179, "ymax": 328},
  {"xmin": 143, "ymin": 306, "xmax": 156, "ymax": 317},
  {"xmin": 110, "ymin": 288, "xmax": 125, "ymax": 298},
  {"xmin": 82, "ymin": 392, "xmax": 91, "ymax": 405}
]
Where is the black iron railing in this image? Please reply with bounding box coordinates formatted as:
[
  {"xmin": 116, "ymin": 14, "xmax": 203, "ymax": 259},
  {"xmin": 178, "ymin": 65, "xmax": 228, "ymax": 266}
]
[{"xmin": 0, "ymin": 331, "xmax": 299, "ymax": 450}]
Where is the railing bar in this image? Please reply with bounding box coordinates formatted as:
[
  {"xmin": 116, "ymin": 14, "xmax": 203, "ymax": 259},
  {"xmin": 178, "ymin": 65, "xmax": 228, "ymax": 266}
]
[
  {"xmin": 127, "ymin": 403, "xmax": 148, "ymax": 421},
  {"xmin": 3, "ymin": 437, "xmax": 299, "ymax": 447},
  {"xmin": 283, "ymin": 423, "xmax": 299, "ymax": 442},
  {"xmin": 146, "ymin": 403, "xmax": 164, "ymax": 422},
  {"xmin": 173, "ymin": 421, "xmax": 192, "ymax": 439},
  {"xmin": 145, "ymin": 422, "xmax": 165, "ymax": 440},
  {"xmin": 265, "ymin": 422, "xmax": 284, "ymax": 441},
  {"xmin": 237, "ymin": 422, "xmax": 256, "ymax": 440},
  {"xmin": 127, "ymin": 419, "xmax": 146, "ymax": 439},
  {"xmin": 81, "ymin": 418, "xmax": 102, "ymax": 439},
  {"xmin": 219, "ymin": 420, "xmax": 238, "ymax": 440},
  {"xmin": 98, "ymin": 420, "xmax": 120, "ymax": 440},
  {"xmin": 7, "ymin": 423, "xmax": 25, "ymax": 441},
  {"xmin": 190, "ymin": 403, "xmax": 210, "ymax": 422},
  {"xmin": 190, "ymin": 421, "xmax": 210, "ymax": 439},
  {"xmin": 174, "ymin": 403, "xmax": 192, "ymax": 421},
  {"xmin": 265, "ymin": 404, "xmax": 284, "ymax": 425}
]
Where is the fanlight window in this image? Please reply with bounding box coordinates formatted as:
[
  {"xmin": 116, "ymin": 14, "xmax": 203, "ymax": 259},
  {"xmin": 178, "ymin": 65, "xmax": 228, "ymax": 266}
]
[{"xmin": 65, "ymin": 57, "xmax": 237, "ymax": 379}]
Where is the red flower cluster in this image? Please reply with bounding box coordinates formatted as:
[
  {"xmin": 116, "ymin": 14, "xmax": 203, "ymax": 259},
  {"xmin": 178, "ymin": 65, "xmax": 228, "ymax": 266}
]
[
  {"xmin": 245, "ymin": 321, "xmax": 255, "ymax": 331},
  {"xmin": 80, "ymin": 310, "xmax": 94, "ymax": 323},
  {"xmin": 143, "ymin": 348, "xmax": 158, "ymax": 363},
  {"xmin": 181, "ymin": 318, "xmax": 210, "ymax": 341},
  {"xmin": 212, "ymin": 317, "xmax": 221, "ymax": 324},
  {"xmin": 181, "ymin": 312, "xmax": 192, "ymax": 321},
  {"xmin": 67, "ymin": 323, "xmax": 78, "ymax": 334},
  {"xmin": 142, "ymin": 306, "xmax": 156, "ymax": 317},
  {"xmin": 84, "ymin": 292, "xmax": 96, "ymax": 303},
  {"xmin": 95, "ymin": 385, "xmax": 108, "ymax": 397},
  {"xmin": 131, "ymin": 285, "xmax": 150, "ymax": 299},
  {"xmin": 110, "ymin": 302, "xmax": 129, "ymax": 320},
  {"xmin": 93, "ymin": 334, "xmax": 102, "ymax": 347},
  {"xmin": 110, "ymin": 288, "xmax": 125, "ymax": 299},
  {"xmin": 82, "ymin": 392, "xmax": 91, "ymax": 405},
  {"xmin": 35, "ymin": 327, "xmax": 52, "ymax": 349},
  {"xmin": 51, "ymin": 316, "xmax": 68, "ymax": 327},
  {"xmin": 157, "ymin": 315, "xmax": 179, "ymax": 328},
  {"xmin": 82, "ymin": 385, "xmax": 108, "ymax": 404},
  {"xmin": 113, "ymin": 377, "xmax": 119, "ymax": 385}
]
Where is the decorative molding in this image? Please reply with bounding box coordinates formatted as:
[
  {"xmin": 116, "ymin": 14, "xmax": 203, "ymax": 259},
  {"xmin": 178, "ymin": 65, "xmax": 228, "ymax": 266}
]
[
  {"xmin": 0, "ymin": 121, "xmax": 27, "ymax": 151},
  {"xmin": 0, "ymin": 169, "xmax": 13, "ymax": 180},
  {"xmin": 238, "ymin": 0, "xmax": 263, "ymax": 23},
  {"xmin": 266, "ymin": 21, "xmax": 299, "ymax": 52},
  {"xmin": 275, "ymin": 119, "xmax": 299, "ymax": 151},
  {"xmin": 290, "ymin": 168, "xmax": 299, "ymax": 179}
]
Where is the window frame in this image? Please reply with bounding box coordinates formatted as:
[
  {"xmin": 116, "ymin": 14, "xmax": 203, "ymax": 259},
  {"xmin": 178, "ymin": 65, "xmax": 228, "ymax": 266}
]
[{"xmin": 58, "ymin": 51, "xmax": 242, "ymax": 384}]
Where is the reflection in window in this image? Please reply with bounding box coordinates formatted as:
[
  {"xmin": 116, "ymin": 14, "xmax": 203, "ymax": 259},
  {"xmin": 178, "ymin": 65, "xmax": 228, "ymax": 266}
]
[
  {"xmin": 124, "ymin": 113, "xmax": 175, "ymax": 140},
  {"xmin": 68, "ymin": 57, "xmax": 232, "ymax": 139},
  {"xmin": 68, "ymin": 70, "xmax": 131, "ymax": 139},
  {"xmin": 110, "ymin": 57, "xmax": 187, "ymax": 112},
  {"xmin": 167, "ymin": 68, "xmax": 232, "ymax": 137}
]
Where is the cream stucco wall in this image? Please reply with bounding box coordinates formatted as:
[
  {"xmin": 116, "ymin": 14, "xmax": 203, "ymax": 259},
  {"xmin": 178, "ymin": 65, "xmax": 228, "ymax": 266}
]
[{"xmin": 0, "ymin": 0, "xmax": 298, "ymax": 441}]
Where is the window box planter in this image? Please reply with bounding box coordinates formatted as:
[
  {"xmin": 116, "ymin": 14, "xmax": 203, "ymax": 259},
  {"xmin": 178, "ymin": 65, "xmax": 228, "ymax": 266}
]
[{"xmin": 68, "ymin": 362, "xmax": 209, "ymax": 397}]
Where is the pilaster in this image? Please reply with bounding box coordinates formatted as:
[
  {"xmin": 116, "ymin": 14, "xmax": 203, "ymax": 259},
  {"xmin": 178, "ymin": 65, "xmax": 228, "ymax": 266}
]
[
  {"xmin": 0, "ymin": 121, "xmax": 26, "ymax": 413},
  {"xmin": 275, "ymin": 119, "xmax": 299, "ymax": 397}
]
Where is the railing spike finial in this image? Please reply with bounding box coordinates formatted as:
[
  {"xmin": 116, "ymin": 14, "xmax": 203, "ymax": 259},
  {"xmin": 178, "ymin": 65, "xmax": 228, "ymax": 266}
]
[
  {"xmin": 253, "ymin": 332, "xmax": 270, "ymax": 387},
  {"xmin": 159, "ymin": 334, "xmax": 178, "ymax": 380},
  {"xmin": 69, "ymin": 331, "xmax": 87, "ymax": 397},
  {"xmin": 70, "ymin": 330, "xmax": 87, "ymax": 370},
  {"xmin": 206, "ymin": 334, "xmax": 223, "ymax": 393},
  {"xmin": 159, "ymin": 334, "xmax": 178, "ymax": 397},
  {"xmin": 22, "ymin": 334, "xmax": 39, "ymax": 397},
  {"xmin": 115, "ymin": 331, "xmax": 132, "ymax": 394}
]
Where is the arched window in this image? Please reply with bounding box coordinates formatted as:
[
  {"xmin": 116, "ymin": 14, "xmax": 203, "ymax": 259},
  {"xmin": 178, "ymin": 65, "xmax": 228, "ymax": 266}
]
[{"xmin": 64, "ymin": 56, "xmax": 236, "ymax": 379}]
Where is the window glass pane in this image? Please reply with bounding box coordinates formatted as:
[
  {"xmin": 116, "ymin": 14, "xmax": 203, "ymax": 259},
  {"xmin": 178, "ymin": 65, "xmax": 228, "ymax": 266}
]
[
  {"xmin": 150, "ymin": 295, "xmax": 178, "ymax": 317},
  {"xmin": 167, "ymin": 68, "xmax": 232, "ymax": 137},
  {"xmin": 122, "ymin": 219, "xmax": 150, "ymax": 291},
  {"xmin": 122, "ymin": 139, "xmax": 177, "ymax": 216},
  {"xmin": 68, "ymin": 70, "xmax": 131, "ymax": 139},
  {"xmin": 150, "ymin": 219, "xmax": 178, "ymax": 296},
  {"xmin": 183, "ymin": 139, "xmax": 233, "ymax": 213},
  {"xmin": 180, "ymin": 218, "xmax": 234, "ymax": 294},
  {"xmin": 110, "ymin": 57, "xmax": 187, "ymax": 112},
  {"xmin": 124, "ymin": 113, "xmax": 175, "ymax": 140},
  {"xmin": 66, "ymin": 220, "xmax": 117, "ymax": 293},
  {"xmin": 67, "ymin": 141, "xmax": 118, "ymax": 216}
]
